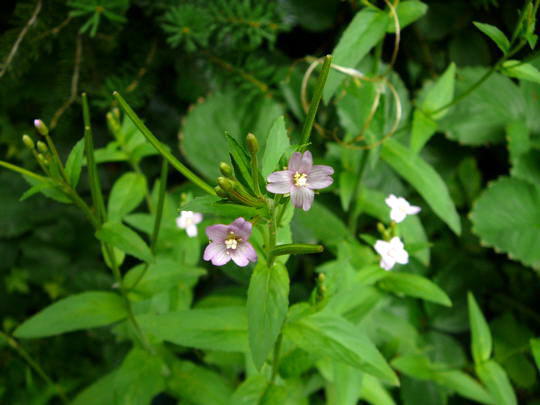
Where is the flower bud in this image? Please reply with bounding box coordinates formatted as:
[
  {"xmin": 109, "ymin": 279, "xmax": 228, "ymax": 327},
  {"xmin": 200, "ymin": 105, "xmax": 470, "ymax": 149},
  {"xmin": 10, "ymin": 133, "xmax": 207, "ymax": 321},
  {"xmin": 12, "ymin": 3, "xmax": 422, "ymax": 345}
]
[
  {"xmin": 22, "ymin": 134, "xmax": 35, "ymax": 150},
  {"xmin": 37, "ymin": 141, "xmax": 48, "ymax": 154},
  {"xmin": 34, "ymin": 119, "xmax": 49, "ymax": 136},
  {"xmin": 246, "ymin": 133, "xmax": 259, "ymax": 154},
  {"xmin": 106, "ymin": 112, "xmax": 120, "ymax": 134},
  {"xmin": 37, "ymin": 153, "xmax": 49, "ymax": 166},
  {"xmin": 217, "ymin": 176, "xmax": 234, "ymax": 193},
  {"xmin": 219, "ymin": 162, "xmax": 233, "ymax": 178},
  {"xmin": 215, "ymin": 186, "xmax": 228, "ymax": 198}
]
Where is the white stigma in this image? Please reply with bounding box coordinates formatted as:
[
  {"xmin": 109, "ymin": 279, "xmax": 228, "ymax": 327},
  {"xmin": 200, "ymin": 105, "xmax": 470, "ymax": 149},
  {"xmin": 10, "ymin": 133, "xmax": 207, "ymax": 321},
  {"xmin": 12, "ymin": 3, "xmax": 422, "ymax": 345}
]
[{"xmin": 293, "ymin": 172, "xmax": 308, "ymax": 187}]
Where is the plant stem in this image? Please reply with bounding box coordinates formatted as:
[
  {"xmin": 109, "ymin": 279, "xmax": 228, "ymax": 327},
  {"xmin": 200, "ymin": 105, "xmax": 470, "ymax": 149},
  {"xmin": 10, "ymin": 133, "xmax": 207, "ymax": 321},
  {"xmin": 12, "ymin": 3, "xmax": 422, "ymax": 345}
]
[
  {"xmin": 347, "ymin": 151, "xmax": 369, "ymax": 233},
  {"xmin": 0, "ymin": 160, "xmax": 49, "ymax": 182},
  {"xmin": 300, "ymin": 55, "xmax": 332, "ymax": 148},
  {"xmin": 0, "ymin": 332, "xmax": 69, "ymax": 404},
  {"xmin": 113, "ymin": 91, "xmax": 216, "ymax": 196}
]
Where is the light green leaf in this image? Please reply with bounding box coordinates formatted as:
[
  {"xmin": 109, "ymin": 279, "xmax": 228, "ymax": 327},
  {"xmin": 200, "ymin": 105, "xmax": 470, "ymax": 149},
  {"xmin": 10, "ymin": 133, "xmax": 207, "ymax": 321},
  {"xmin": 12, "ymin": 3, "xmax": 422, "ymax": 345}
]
[
  {"xmin": 434, "ymin": 370, "xmax": 493, "ymax": 405},
  {"xmin": 502, "ymin": 60, "xmax": 540, "ymax": 84},
  {"xmin": 531, "ymin": 338, "xmax": 540, "ymax": 370},
  {"xmin": 261, "ymin": 116, "xmax": 290, "ymax": 178},
  {"xmin": 96, "ymin": 221, "xmax": 153, "ymax": 263},
  {"xmin": 473, "ymin": 22, "xmax": 510, "ymax": 53},
  {"xmin": 410, "ymin": 109, "xmax": 438, "ymax": 154},
  {"xmin": 421, "ymin": 63, "xmax": 456, "ymax": 120},
  {"xmin": 14, "ymin": 291, "xmax": 126, "ymax": 338},
  {"xmin": 378, "ymin": 272, "xmax": 451, "ymax": 306},
  {"xmin": 72, "ymin": 371, "xmax": 117, "ymax": 405},
  {"xmin": 108, "ymin": 172, "xmax": 147, "ymax": 221},
  {"xmin": 64, "ymin": 138, "xmax": 85, "ymax": 188},
  {"xmin": 381, "ymin": 138, "xmax": 461, "ymax": 234},
  {"xmin": 247, "ymin": 262, "xmax": 289, "ymax": 369},
  {"xmin": 284, "ymin": 312, "xmax": 399, "ymax": 385},
  {"xmin": 387, "ymin": 1, "xmax": 427, "ymax": 33},
  {"xmin": 167, "ymin": 359, "xmax": 233, "ymax": 405},
  {"xmin": 468, "ymin": 292, "xmax": 492, "ymax": 364},
  {"xmin": 323, "ymin": 9, "xmax": 389, "ymax": 102},
  {"xmin": 476, "ymin": 360, "xmax": 517, "ymax": 405},
  {"xmin": 471, "ymin": 177, "xmax": 540, "ymax": 269},
  {"xmin": 339, "ymin": 171, "xmax": 356, "ymax": 211},
  {"xmin": 360, "ymin": 374, "xmax": 396, "ymax": 405},
  {"xmin": 137, "ymin": 306, "xmax": 248, "ymax": 352}
]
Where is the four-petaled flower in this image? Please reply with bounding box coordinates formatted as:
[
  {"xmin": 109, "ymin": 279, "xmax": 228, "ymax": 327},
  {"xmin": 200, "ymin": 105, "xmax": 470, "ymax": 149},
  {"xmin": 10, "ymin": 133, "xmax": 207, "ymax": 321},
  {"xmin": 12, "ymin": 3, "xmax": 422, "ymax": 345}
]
[
  {"xmin": 176, "ymin": 210, "xmax": 203, "ymax": 237},
  {"xmin": 374, "ymin": 237, "xmax": 408, "ymax": 271},
  {"xmin": 203, "ymin": 217, "xmax": 257, "ymax": 267},
  {"xmin": 385, "ymin": 194, "xmax": 421, "ymax": 223},
  {"xmin": 266, "ymin": 151, "xmax": 334, "ymax": 211}
]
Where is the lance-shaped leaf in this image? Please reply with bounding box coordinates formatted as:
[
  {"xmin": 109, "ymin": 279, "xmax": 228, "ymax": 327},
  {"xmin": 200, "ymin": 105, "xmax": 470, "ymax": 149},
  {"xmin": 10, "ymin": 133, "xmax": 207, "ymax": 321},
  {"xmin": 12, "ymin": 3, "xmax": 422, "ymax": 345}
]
[
  {"xmin": 96, "ymin": 221, "xmax": 153, "ymax": 263},
  {"xmin": 468, "ymin": 292, "xmax": 492, "ymax": 364},
  {"xmin": 108, "ymin": 172, "xmax": 147, "ymax": 221},
  {"xmin": 476, "ymin": 360, "xmax": 516, "ymax": 405},
  {"xmin": 64, "ymin": 138, "xmax": 85, "ymax": 188},
  {"xmin": 378, "ymin": 272, "xmax": 451, "ymax": 307}
]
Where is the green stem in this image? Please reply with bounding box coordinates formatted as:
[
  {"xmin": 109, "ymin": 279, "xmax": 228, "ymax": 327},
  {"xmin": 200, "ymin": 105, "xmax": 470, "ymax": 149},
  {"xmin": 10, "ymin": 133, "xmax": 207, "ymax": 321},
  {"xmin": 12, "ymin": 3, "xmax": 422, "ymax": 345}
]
[
  {"xmin": 113, "ymin": 91, "xmax": 216, "ymax": 196},
  {"xmin": 347, "ymin": 151, "xmax": 369, "ymax": 233},
  {"xmin": 0, "ymin": 332, "xmax": 69, "ymax": 404},
  {"xmin": 270, "ymin": 333, "xmax": 283, "ymax": 384},
  {"xmin": 300, "ymin": 55, "xmax": 332, "ymax": 148},
  {"xmin": 0, "ymin": 160, "xmax": 49, "ymax": 182},
  {"xmin": 43, "ymin": 132, "xmax": 69, "ymax": 183},
  {"xmin": 266, "ymin": 201, "xmax": 278, "ymax": 266},
  {"xmin": 128, "ymin": 159, "xmax": 168, "ymax": 291},
  {"xmin": 270, "ymin": 243, "xmax": 324, "ymax": 256}
]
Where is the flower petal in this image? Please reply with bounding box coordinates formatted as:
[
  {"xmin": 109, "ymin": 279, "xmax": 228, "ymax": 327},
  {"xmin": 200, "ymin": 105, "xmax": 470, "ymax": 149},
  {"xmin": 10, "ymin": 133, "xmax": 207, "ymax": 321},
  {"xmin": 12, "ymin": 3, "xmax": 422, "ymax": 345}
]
[
  {"xmin": 176, "ymin": 216, "xmax": 186, "ymax": 229},
  {"xmin": 307, "ymin": 171, "xmax": 333, "ymax": 189},
  {"xmin": 310, "ymin": 164, "xmax": 334, "ymax": 176},
  {"xmin": 267, "ymin": 170, "xmax": 292, "ymax": 194},
  {"xmin": 230, "ymin": 217, "xmax": 252, "ymax": 240},
  {"xmin": 192, "ymin": 213, "xmax": 203, "ymax": 224},
  {"xmin": 374, "ymin": 240, "xmax": 390, "ymax": 256},
  {"xmin": 230, "ymin": 242, "xmax": 257, "ymax": 267},
  {"xmin": 380, "ymin": 257, "xmax": 395, "ymax": 271},
  {"xmin": 390, "ymin": 210, "xmax": 407, "ymax": 223},
  {"xmin": 291, "ymin": 187, "xmax": 314, "ymax": 211},
  {"xmin": 385, "ymin": 194, "xmax": 399, "ymax": 209},
  {"xmin": 268, "ymin": 170, "xmax": 292, "ymax": 183},
  {"xmin": 203, "ymin": 242, "xmax": 229, "ymax": 266},
  {"xmin": 206, "ymin": 224, "xmax": 229, "ymax": 242},
  {"xmin": 288, "ymin": 152, "xmax": 303, "ymax": 172},
  {"xmin": 406, "ymin": 205, "xmax": 421, "ymax": 215},
  {"xmin": 186, "ymin": 224, "xmax": 198, "ymax": 237},
  {"xmin": 298, "ymin": 151, "xmax": 313, "ymax": 173}
]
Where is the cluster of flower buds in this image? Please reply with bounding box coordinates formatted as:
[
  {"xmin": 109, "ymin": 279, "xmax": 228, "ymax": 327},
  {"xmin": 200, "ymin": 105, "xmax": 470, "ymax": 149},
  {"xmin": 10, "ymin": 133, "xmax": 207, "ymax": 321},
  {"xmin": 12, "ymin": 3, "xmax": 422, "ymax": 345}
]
[{"xmin": 21, "ymin": 119, "xmax": 53, "ymax": 169}]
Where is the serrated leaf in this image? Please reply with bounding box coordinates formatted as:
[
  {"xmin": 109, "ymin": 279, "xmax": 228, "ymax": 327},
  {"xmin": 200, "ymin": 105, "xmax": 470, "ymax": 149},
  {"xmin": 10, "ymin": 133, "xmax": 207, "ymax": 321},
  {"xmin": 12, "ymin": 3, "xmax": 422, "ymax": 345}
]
[
  {"xmin": 137, "ymin": 306, "xmax": 248, "ymax": 352},
  {"xmin": 261, "ymin": 116, "xmax": 290, "ymax": 178},
  {"xmin": 96, "ymin": 221, "xmax": 153, "ymax": 263},
  {"xmin": 378, "ymin": 272, "xmax": 451, "ymax": 306},
  {"xmin": 387, "ymin": 1, "xmax": 427, "ymax": 33},
  {"xmin": 471, "ymin": 177, "xmax": 540, "ymax": 269},
  {"xmin": 64, "ymin": 138, "xmax": 85, "ymax": 188},
  {"xmin": 108, "ymin": 172, "xmax": 147, "ymax": 221},
  {"xmin": 284, "ymin": 312, "xmax": 399, "ymax": 385},
  {"xmin": 476, "ymin": 360, "xmax": 517, "ymax": 405},
  {"xmin": 473, "ymin": 22, "xmax": 510, "ymax": 53},
  {"xmin": 247, "ymin": 262, "xmax": 289, "ymax": 369},
  {"xmin": 14, "ymin": 291, "xmax": 126, "ymax": 338},
  {"xmin": 502, "ymin": 60, "xmax": 540, "ymax": 84},
  {"xmin": 468, "ymin": 292, "xmax": 492, "ymax": 364},
  {"xmin": 381, "ymin": 138, "xmax": 461, "ymax": 234},
  {"xmin": 323, "ymin": 9, "xmax": 389, "ymax": 102}
]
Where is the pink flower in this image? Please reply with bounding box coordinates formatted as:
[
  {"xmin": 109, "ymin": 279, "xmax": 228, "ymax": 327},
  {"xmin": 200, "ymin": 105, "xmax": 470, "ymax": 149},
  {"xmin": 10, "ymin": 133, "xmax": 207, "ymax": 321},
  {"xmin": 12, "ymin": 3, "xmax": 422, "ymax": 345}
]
[
  {"xmin": 266, "ymin": 151, "xmax": 334, "ymax": 211},
  {"xmin": 203, "ymin": 217, "xmax": 257, "ymax": 267}
]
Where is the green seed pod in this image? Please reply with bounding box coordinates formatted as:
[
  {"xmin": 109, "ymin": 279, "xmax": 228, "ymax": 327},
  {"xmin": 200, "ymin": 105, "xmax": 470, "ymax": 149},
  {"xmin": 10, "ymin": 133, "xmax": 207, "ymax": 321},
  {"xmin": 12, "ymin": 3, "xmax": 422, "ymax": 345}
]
[
  {"xmin": 246, "ymin": 133, "xmax": 259, "ymax": 154},
  {"xmin": 34, "ymin": 119, "xmax": 49, "ymax": 136},
  {"xmin": 219, "ymin": 162, "xmax": 233, "ymax": 178},
  {"xmin": 22, "ymin": 134, "xmax": 35, "ymax": 150},
  {"xmin": 37, "ymin": 141, "xmax": 48, "ymax": 154}
]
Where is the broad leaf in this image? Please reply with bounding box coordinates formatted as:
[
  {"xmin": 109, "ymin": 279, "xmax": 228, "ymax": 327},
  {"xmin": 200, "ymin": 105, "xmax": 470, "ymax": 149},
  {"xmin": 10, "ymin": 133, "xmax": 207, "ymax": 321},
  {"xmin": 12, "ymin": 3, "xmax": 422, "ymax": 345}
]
[
  {"xmin": 14, "ymin": 291, "xmax": 126, "ymax": 338},
  {"xmin": 137, "ymin": 306, "xmax": 248, "ymax": 352},
  {"xmin": 473, "ymin": 22, "xmax": 510, "ymax": 53},
  {"xmin": 378, "ymin": 272, "xmax": 451, "ymax": 307},
  {"xmin": 261, "ymin": 116, "xmax": 290, "ymax": 178},
  {"xmin": 285, "ymin": 312, "xmax": 399, "ymax": 385},
  {"xmin": 64, "ymin": 138, "xmax": 85, "ymax": 188},
  {"xmin": 471, "ymin": 177, "xmax": 540, "ymax": 269},
  {"xmin": 468, "ymin": 292, "xmax": 492, "ymax": 364},
  {"xmin": 108, "ymin": 172, "xmax": 147, "ymax": 221},
  {"xmin": 96, "ymin": 221, "xmax": 153, "ymax": 263},
  {"xmin": 323, "ymin": 8, "xmax": 389, "ymax": 102},
  {"xmin": 381, "ymin": 138, "xmax": 461, "ymax": 234},
  {"xmin": 247, "ymin": 262, "xmax": 290, "ymax": 369}
]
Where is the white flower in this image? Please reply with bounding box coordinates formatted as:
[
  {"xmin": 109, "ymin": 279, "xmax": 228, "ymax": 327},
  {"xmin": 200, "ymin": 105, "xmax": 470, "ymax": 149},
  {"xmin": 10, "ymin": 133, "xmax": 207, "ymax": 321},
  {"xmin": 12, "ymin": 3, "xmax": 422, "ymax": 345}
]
[
  {"xmin": 385, "ymin": 194, "xmax": 421, "ymax": 223},
  {"xmin": 176, "ymin": 211, "xmax": 203, "ymax": 237},
  {"xmin": 374, "ymin": 237, "xmax": 409, "ymax": 271}
]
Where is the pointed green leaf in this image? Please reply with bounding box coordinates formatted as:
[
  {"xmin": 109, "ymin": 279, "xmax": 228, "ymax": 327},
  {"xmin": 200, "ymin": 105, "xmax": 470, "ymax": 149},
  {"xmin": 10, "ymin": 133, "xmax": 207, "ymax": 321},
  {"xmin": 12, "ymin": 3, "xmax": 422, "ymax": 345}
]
[
  {"xmin": 108, "ymin": 172, "xmax": 147, "ymax": 222},
  {"xmin": 502, "ymin": 60, "xmax": 540, "ymax": 84},
  {"xmin": 387, "ymin": 1, "xmax": 427, "ymax": 33},
  {"xmin": 476, "ymin": 360, "xmax": 517, "ymax": 405},
  {"xmin": 378, "ymin": 272, "xmax": 451, "ymax": 307},
  {"xmin": 14, "ymin": 291, "xmax": 126, "ymax": 338},
  {"xmin": 473, "ymin": 22, "xmax": 510, "ymax": 53},
  {"xmin": 247, "ymin": 262, "xmax": 290, "ymax": 369},
  {"xmin": 410, "ymin": 108, "xmax": 438, "ymax": 153},
  {"xmin": 381, "ymin": 138, "xmax": 461, "ymax": 234},
  {"xmin": 261, "ymin": 116, "xmax": 290, "ymax": 178},
  {"xmin": 468, "ymin": 292, "xmax": 492, "ymax": 364},
  {"xmin": 96, "ymin": 221, "xmax": 153, "ymax": 263},
  {"xmin": 64, "ymin": 138, "xmax": 85, "ymax": 188},
  {"xmin": 434, "ymin": 370, "xmax": 493, "ymax": 405},
  {"xmin": 421, "ymin": 63, "xmax": 456, "ymax": 120},
  {"xmin": 531, "ymin": 338, "xmax": 540, "ymax": 371}
]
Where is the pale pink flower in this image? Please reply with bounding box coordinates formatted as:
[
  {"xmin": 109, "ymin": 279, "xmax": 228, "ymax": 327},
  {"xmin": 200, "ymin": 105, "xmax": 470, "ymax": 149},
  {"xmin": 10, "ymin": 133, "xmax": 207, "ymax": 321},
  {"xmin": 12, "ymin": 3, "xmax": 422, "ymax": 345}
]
[
  {"xmin": 385, "ymin": 194, "xmax": 421, "ymax": 223},
  {"xmin": 374, "ymin": 237, "xmax": 409, "ymax": 271},
  {"xmin": 203, "ymin": 217, "xmax": 257, "ymax": 267},
  {"xmin": 176, "ymin": 211, "xmax": 203, "ymax": 237},
  {"xmin": 266, "ymin": 151, "xmax": 334, "ymax": 211}
]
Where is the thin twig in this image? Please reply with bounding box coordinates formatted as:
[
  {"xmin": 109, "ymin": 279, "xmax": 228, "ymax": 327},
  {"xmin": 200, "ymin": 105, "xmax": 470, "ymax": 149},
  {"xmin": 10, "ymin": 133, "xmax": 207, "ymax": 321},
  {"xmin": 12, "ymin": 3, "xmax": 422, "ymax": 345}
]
[
  {"xmin": 0, "ymin": 0, "xmax": 42, "ymax": 79},
  {"xmin": 50, "ymin": 35, "xmax": 83, "ymax": 129}
]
